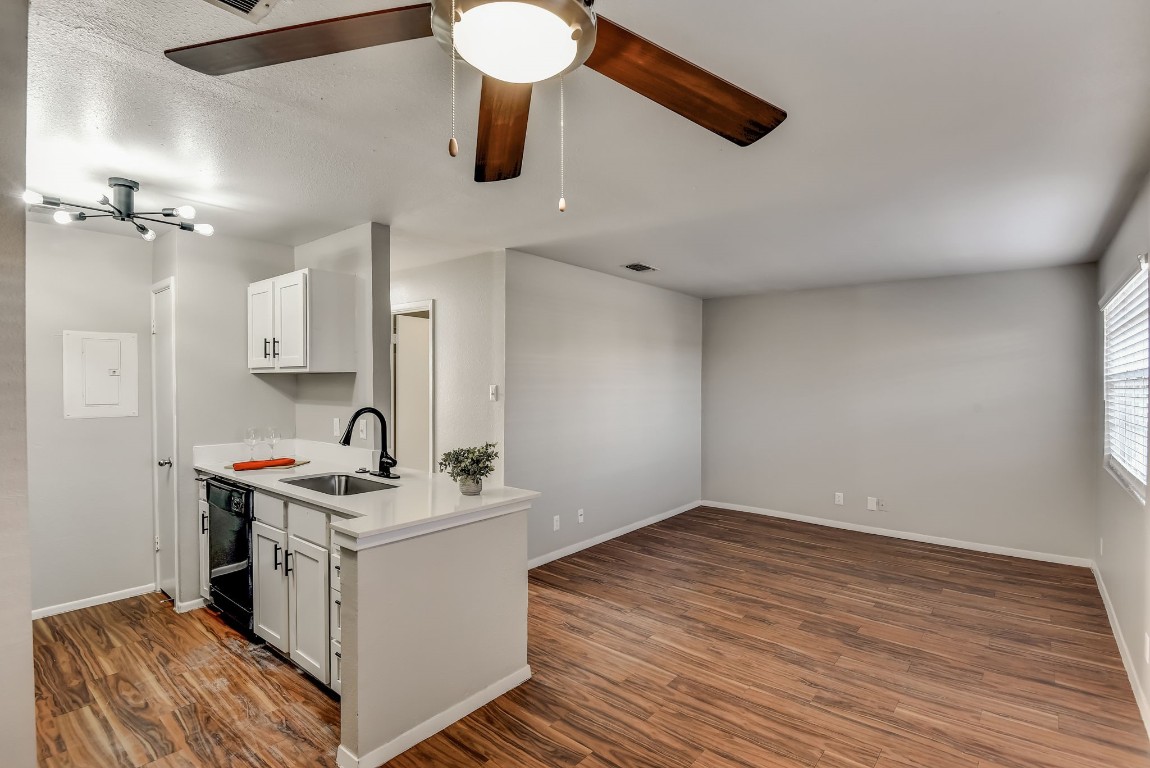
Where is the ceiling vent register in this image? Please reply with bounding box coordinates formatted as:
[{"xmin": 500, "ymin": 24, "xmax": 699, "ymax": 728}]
[{"xmin": 202, "ymin": 0, "xmax": 283, "ymax": 23}]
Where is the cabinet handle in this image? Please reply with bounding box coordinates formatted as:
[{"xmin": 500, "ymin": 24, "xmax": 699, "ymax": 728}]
[
  {"xmin": 334, "ymin": 564, "xmax": 341, "ymax": 573},
  {"xmin": 273, "ymin": 543, "xmax": 281, "ymax": 571},
  {"xmin": 284, "ymin": 551, "xmax": 293, "ymax": 574},
  {"xmin": 201, "ymin": 512, "xmax": 208, "ymax": 534},
  {"xmin": 272, "ymin": 338, "xmax": 280, "ymax": 358},
  {"xmin": 334, "ymin": 599, "xmax": 341, "ymax": 607},
  {"xmin": 263, "ymin": 338, "xmax": 270, "ymax": 359},
  {"xmin": 334, "ymin": 651, "xmax": 342, "ymax": 659}
]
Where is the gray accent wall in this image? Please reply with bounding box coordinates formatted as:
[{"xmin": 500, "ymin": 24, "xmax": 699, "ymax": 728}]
[
  {"xmin": 293, "ymin": 222, "xmax": 390, "ymax": 451},
  {"xmin": 1096, "ymin": 174, "xmax": 1150, "ymax": 721},
  {"xmin": 505, "ymin": 251, "xmax": 703, "ymax": 562},
  {"xmin": 1, "ymin": 0, "xmax": 34, "ymax": 759},
  {"xmin": 702, "ymin": 264, "xmax": 1099, "ymax": 560},
  {"xmin": 26, "ymin": 223, "xmax": 155, "ymax": 612}
]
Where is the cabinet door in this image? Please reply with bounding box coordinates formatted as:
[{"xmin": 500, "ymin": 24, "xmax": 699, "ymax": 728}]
[
  {"xmin": 253, "ymin": 521, "xmax": 289, "ymax": 652},
  {"xmin": 247, "ymin": 280, "xmax": 275, "ymax": 370},
  {"xmin": 274, "ymin": 272, "xmax": 308, "ymax": 370},
  {"xmin": 288, "ymin": 535, "xmax": 329, "ymax": 682},
  {"xmin": 197, "ymin": 500, "xmax": 211, "ymax": 600}
]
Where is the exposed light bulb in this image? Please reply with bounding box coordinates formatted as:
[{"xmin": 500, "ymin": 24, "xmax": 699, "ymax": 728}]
[
  {"xmin": 175, "ymin": 205, "xmax": 197, "ymax": 220},
  {"xmin": 140, "ymin": 227, "xmax": 157, "ymax": 242},
  {"xmin": 53, "ymin": 210, "xmax": 74, "ymax": 224},
  {"xmin": 193, "ymin": 223, "xmax": 215, "ymax": 237},
  {"xmin": 97, "ymin": 194, "xmax": 110, "ymax": 206},
  {"xmin": 453, "ymin": 3, "xmax": 579, "ymax": 83},
  {"xmin": 23, "ymin": 190, "xmax": 44, "ymax": 205}
]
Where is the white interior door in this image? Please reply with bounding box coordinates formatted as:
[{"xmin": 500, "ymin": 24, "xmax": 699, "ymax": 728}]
[
  {"xmin": 393, "ymin": 310, "xmax": 433, "ymax": 473},
  {"xmin": 274, "ymin": 272, "xmax": 308, "ymax": 369},
  {"xmin": 253, "ymin": 521, "xmax": 289, "ymax": 652},
  {"xmin": 152, "ymin": 280, "xmax": 178, "ymax": 599},
  {"xmin": 247, "ymin": 280, "xmax": 275, "ymax": 369},
  {"xmin": 288, "ymin": 535, "xmax": 329, "ymax": 682}
]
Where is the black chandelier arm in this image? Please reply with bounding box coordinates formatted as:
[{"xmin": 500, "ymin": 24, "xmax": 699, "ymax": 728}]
[
  {"xmin": 57, "ymin": 201, "xmax": 116, "ymax": 215},
  {"xmin": 134, "ymin": 211, "xmax": 176, "ymax": 217},
  {"xmin": 132, "ymin": 215, "xmax": 184, "ymax": 228}
]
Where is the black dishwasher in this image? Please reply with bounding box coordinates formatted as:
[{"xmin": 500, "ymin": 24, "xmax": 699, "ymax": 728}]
[{"xmin": 205, "ymin": 477, "xmax": 254, "ymax": 632}]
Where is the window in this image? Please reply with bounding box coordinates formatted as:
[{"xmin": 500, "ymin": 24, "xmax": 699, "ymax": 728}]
[{"xmin": 1103, "ymin": 267, "xmax": 1149, "ymax": 500}]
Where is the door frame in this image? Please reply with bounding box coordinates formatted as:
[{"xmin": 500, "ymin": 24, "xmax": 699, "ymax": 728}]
[
  {"xmin": 391, "ymin": 300, "xmax": 435, "ymax": 472},
  {"xmin": 151, "ymin": 277, "xmax": 180, "ymax": 597}
]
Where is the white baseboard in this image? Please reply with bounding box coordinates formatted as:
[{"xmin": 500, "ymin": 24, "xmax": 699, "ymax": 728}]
[
  {"xmin": 1094, "ymin": 566, "xmax": 1150, "ymax": 740},
  {"xmin": 31, "ymin": 583, "xmax": 157, "ymax": 620},
  {"xmin": 700, "ymin": 501, "xmax": 1094, "ymax": 568},
  {"xmin": 175, "ymin": 597, "xmax": 207, "ymax": 613},
  {"xmin": 528, "ymin": 500, "xmax": 702, "ymax": 570},
  {"xmin": 336, "ymin": 665, "xmax": 532, "ymax": 768}
]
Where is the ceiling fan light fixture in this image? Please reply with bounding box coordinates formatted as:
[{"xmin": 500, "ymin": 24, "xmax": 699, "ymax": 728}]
[{"xmin": 454, "ymin": 2, "xmax": 577, "ymax": 83}]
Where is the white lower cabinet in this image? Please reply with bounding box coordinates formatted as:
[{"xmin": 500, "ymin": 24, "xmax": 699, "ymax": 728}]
[
  {"xmin": 288, "ymin": 535, "xmax": 330, "ymax": 682},
  {"xmin": 330, "ymin": 640, "xmax": 343, "ymax": 695},
  {"xmin": 253, "ymin": 521, "xmax": 289, "ymax": 653},
  {"xmin": 249, "ymin": 491, "xmax": 332, "ymax": 686}
]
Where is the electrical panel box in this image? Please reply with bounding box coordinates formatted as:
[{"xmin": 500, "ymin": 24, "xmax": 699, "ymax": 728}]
[{"xmin": 62, "ymin": 331, "xmax": 139, "ymax": 419}]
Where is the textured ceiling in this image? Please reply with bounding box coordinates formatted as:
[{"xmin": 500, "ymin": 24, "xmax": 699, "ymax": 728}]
[{"xmin": 26, "ymin": 0, "xmax": 1150, "ymax": 296}]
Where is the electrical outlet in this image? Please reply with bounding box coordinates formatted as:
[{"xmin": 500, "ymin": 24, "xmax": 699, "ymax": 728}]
[
  {"xmin": 553, "ymin": 515, "xmax": 561, "ymax": 532},
  {"xmin": 332, "ymin": 417, "xmax": 340, "ymax": 437},
  {"xmin": 877, "ymin": 498, "xmax": 887, "ymax": 512},
  {"xmin": 834, "ymin": 492, "xmax": 844, "ymax": 506},
  {"xmin": 359, "ymin": 420, "xmax": 367, "ymax": 440},
  {"xmin": 1100, "ymin": 538, "xmax": 1105, "ymax": 557},
  {"xmin": 578, "ymin": 509, "xmax": 585, "ymax": 524},
  {"xmin": 867, "ymin": 497, "xmax": 878, "ymax": 511}
]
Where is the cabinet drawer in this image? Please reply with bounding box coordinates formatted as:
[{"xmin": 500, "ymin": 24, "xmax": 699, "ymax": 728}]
[
  {"xmin": 254, "ymin": 492, "xmax": 286, "ymax": 528},
  {"xmin": 330, "ymin": 550, "xmax": 341, "ymax": 593},
  {"xmin": 288, "ymin": 502, "xmax": 328, "ymax": 547},
  {"xmin": 330, "ymin": 640, "xmax": 342, "ymax": 695},
  {"xmin": 330, "ymin": 590, "xmax": 342, "ymax": 643}
]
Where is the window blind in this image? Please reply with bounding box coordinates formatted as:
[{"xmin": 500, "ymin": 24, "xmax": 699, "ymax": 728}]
[{"xmin": 1104, "ymin": 268, "xmax": 1149, "ymax": 489}]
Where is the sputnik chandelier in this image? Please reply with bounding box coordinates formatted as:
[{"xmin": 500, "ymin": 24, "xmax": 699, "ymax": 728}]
[{"xmin": 23, "ymin": 177, "xmax": 214, "ymax": 241}]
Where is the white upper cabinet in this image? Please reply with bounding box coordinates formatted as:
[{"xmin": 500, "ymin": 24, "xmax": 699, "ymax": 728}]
[
  {"xmin": 247, "ymin": 268, "xmax": 356, "ymax": 374},
  {"xmin": 247, "ymin": 280, "xmax": 275, "ymax": 370}
]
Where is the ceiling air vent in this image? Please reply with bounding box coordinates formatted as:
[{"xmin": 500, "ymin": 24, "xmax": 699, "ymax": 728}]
[
  {"xmin": 201, "ymin": 0, "xmax": 283, "ymax": 23},
  {"xmin": 623, "ymin": 263, "xmax": 659, "ymax": 273}
]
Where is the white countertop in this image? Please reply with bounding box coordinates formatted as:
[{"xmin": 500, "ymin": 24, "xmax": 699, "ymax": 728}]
[{"xmin": 193, "ymin": 443, "xmax": 539, "ymax": 551}]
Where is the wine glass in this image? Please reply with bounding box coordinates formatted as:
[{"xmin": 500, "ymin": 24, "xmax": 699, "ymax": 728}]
[
  {"xmin": 267, "ymin": 427, "xmax": 281, "ymax": 458},
  {"xmin": 244, "ymin": 428, "xmax": 259, "ymax": 461}
]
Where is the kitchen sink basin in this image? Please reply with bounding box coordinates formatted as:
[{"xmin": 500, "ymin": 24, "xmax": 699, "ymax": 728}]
[{"xmin": 282, "ymin": 474, "xmax": 397, "ymax": 496}]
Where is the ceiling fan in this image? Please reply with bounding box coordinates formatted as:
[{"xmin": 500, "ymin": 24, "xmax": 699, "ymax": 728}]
[{"xmin": 165, "ymin": 0, "xmax": 787, "ymax": 184}]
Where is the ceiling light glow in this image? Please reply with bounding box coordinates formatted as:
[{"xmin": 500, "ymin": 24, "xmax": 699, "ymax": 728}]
[
  {"xmin": 23, "ymin": 190, "xmax": 44, "ymax": 205},
  {"xmin": 454, "ymin": 2, "xmax": 578, "ymax": 84}
]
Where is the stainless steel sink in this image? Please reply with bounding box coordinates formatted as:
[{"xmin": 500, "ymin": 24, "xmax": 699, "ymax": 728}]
[{"xmin": 281, "ymin": 474, "xmax": 397, "ymax": 496}]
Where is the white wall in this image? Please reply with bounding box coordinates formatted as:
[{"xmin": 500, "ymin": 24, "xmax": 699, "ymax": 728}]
[
  {"xmin": 293, "ymin": 223, "xmax": 390, "ymax": 451},
  {"xmin": 26, "ymin": 223, "xmax": 156, "ymax": 612},
  {"xmin": 391, "ymin": 252, "xmax": 506, "ymax": 481},
  {"xmin": 154, "ymin": 232, "xmax": 298, "ymax": 605},
  {"xmin": 505, "ymin": 251, "xmax": 703, "ymax": 562},
  {"xmin": 703, "ymin": 264, "xmax": 1099, "ymax": 560},
  {"xmin": 0, "ymin": 0, "xmax": 33, "ymax": 759},
  {"xmin": 1096, "ymin": 173, "xmax": 1150, "ymax": 726}
]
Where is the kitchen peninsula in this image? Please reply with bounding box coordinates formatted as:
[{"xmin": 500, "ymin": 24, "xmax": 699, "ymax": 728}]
[{"xmin": 194, "ymin": 439, "xmax": 539, "ymax": 768}]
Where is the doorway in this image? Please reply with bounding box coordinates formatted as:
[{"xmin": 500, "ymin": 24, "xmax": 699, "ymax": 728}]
[
  {"xmin": 391, "ymin": 301, "xmax": 434, "ymax": 473},
  {"xmin": 152, "ymin": 278, "xmax": 179, "ymax": 599}
]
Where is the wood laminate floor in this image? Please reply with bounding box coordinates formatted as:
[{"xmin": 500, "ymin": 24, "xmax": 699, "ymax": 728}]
[{"xmin": 35, "ymin": 507, "xmax": 1150, "ymax": 767}]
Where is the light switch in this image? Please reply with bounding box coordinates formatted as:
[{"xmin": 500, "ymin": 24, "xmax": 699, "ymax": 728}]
[{"xmin": 489, "ymin": 384, "xmax": 499, "ymax": 402}]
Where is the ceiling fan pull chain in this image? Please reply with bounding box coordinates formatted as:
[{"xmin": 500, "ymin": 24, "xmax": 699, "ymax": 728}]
[
  {"xmin": 448, "ymin": 0, "xmax": 459, "ymax": 158},
  {"xmin": 559, "ymin": 75, "xmax": 567, "ymax": 213}
]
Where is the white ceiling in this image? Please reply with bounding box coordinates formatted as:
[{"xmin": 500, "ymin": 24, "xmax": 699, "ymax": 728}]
[{"xmin": 26, "ymin": 0, "xmax": 1150, "ymax": 297}]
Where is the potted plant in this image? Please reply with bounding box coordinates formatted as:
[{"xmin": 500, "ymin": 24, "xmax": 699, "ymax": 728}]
[{"xmin": 438, "ymin": 442, "xmax": 499, "ymax": 496}]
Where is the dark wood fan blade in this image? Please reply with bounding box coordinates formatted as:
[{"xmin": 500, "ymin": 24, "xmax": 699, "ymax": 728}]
[
  {"xmin": 585, "ymin": 17, "xmax": 787, "ymax": 146},
  {"xmin": 475, "ymin": 77, "xmax": 533, "ymax": 183},
  {"xmin": 165, "ymin": 3, "xmax": 433, "ymax": 76}
]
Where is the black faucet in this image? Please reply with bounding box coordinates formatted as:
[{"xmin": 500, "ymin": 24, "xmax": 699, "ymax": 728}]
[{"xmin": 339, "ymin": 407, "xmax": 399, "ymax": 479}]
